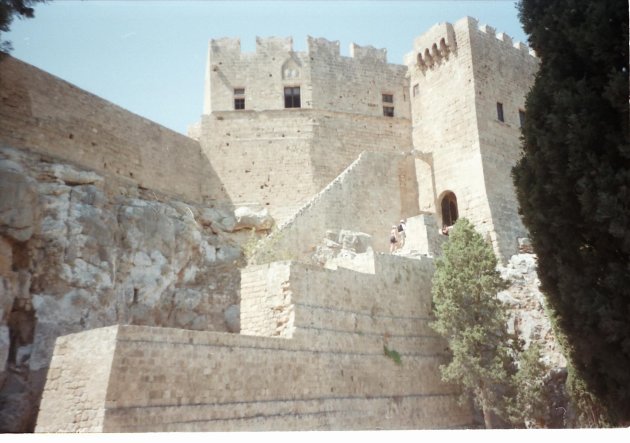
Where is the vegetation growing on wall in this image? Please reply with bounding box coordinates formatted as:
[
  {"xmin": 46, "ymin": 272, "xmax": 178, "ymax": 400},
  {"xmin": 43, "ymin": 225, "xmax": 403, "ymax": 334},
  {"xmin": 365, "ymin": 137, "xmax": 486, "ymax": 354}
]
[{"xmin": 512, "ymin": 0, "xmax": 630, "ymax": 425}]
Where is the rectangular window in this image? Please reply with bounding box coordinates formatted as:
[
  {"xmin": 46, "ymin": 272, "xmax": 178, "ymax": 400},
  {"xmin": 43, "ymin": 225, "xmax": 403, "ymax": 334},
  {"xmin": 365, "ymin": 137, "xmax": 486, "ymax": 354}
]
[
  {"xmin": 234, "ymin": 88, "xmax": 245, "ymax": 110},
  {"xmin": 382, "ymin": 93, "xmax": 394, "ymax": 117},
  {"xmin": 497, "ymin": 102, "xmax": 504, "ymax": 122},
  {"xmin": 519, "ymin": 109, "xmax": 526, "ymax": 127},
  {"xmin": 284, "ymin": 86, "xmax": 301, "ymax": 108},
  {"xmin": 413, "ymin": 84, "xmax": 419, "ymax": 97}
]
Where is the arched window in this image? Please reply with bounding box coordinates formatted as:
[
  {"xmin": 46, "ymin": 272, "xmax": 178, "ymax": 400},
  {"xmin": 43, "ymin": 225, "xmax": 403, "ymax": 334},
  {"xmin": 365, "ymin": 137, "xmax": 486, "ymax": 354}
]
[{"xmin": 440, "ymin": 192, "xmax": 458, "ymax": 227}]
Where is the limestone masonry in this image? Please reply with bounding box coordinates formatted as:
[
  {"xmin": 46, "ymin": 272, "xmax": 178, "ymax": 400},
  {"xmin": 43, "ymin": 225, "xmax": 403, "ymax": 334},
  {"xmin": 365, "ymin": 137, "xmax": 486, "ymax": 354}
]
[{"xmin": 0, "ymin": 16, "xmax": 558, "ymax": 432}]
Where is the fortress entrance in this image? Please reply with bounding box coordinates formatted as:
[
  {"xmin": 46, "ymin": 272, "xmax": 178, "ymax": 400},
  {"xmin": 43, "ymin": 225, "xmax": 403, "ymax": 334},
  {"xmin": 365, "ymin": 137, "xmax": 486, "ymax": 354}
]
[{"xmin": 440, "ymin": 191, "xmax": 458, "ymax": 226}]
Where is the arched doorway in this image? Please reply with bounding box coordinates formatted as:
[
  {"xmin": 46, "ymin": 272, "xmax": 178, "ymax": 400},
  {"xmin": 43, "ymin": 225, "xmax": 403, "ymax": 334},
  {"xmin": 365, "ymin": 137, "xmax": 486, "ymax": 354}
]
[{"xmin": 440, "ymin": 192, "xmax": 458, "ymax": 227}]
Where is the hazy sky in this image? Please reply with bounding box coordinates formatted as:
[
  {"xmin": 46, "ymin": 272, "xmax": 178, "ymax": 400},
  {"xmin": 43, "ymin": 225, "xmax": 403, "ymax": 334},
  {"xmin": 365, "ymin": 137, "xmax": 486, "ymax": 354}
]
[{"xmin": 6, "ymin": 1, "xmax": 528, "ymax": 134}]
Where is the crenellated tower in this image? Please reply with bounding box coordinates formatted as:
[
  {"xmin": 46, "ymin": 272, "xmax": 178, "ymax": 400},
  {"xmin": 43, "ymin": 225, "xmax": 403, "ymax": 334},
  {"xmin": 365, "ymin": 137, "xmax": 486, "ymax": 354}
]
[
  {"xmin": 196, "ymin": 36, "xmax": 413, "ymax": 226},
  {"xmin": 192, "ymin": 17, "xmax": 539, "ymax": 260},
  {"xmin": 405, "ymin": 16, "xmax": 539, "ymax": 260}
]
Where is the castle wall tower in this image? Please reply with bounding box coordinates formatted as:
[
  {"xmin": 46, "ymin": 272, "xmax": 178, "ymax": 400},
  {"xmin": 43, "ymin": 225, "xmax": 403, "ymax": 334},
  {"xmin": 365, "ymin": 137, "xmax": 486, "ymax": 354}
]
[
  {"xmin": 406, "ymin": 17, "xmax": 538, "ymax": 260},
  {"xmin": 197, "ymin": 37, "xmax": 412, "ymax": 225}
]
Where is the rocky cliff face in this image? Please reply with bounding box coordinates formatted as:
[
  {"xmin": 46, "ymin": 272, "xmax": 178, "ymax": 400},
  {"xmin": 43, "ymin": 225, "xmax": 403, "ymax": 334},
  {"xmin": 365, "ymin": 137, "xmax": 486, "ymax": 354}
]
[
  {"xmin": 498, "ymin": 253, "xmax": 570, "ymax": 427},
  {"xmin": 0, "ymin": 146, "xmax": 242, "ymax": 432}
]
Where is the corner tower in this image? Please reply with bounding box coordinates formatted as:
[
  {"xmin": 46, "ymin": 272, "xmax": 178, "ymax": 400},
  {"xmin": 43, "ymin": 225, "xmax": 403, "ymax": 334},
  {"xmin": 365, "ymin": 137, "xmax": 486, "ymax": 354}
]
[{"xmin": 406, "ymin": 17, "xmax": 539, "ymax": 260}]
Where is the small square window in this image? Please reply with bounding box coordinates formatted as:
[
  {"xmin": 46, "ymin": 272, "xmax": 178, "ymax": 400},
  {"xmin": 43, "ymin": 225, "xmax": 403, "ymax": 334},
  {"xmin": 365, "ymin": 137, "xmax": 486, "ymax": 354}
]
[
  {"xmin": 382, "ymin": 94, "xmax": 394, "ymax": 104},
  {"xmin": 519, "ymin": 109, "xmax": 526, "ymax": 127},
  {"xmin": 383, "ymin": 106, "xmax": 394, "ymax": 117},
  {"xmin": 284, "ymin": 86, "xmax": 301, "ymax": 108},
  {"xmin": 497, "ymin": 102, "xmax": 504, "ymax": 122}
]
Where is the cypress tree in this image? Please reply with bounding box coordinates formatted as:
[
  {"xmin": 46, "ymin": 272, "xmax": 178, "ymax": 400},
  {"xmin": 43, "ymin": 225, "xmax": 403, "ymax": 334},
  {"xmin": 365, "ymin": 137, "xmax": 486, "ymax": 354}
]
[
  {"xmin": 430, "ymin": 218, "xmax": 513, "ymax": 428},
  {"xmin": 512, "ymin": 0, "xmax": 630, "ymax": 424}
]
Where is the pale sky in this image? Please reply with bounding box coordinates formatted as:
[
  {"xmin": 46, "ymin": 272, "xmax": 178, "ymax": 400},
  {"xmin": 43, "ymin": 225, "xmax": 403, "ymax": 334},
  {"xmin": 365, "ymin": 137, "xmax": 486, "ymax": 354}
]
[{"xmin": 6, "ymin": 1, "xmax": 528, "ymax": 134}]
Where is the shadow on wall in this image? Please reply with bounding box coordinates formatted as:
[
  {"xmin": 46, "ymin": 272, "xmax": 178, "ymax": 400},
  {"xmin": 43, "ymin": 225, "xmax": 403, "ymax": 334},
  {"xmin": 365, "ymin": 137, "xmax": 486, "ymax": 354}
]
[{"xmin": 250, "ymin": 151, "xmax": 420, "ymax": 264}]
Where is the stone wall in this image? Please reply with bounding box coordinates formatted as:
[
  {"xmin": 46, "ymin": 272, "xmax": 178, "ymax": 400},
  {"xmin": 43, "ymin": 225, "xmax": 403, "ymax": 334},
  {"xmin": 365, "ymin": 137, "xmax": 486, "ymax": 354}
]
[
  {"xmin": 204, "ymin": 37, "xmax": 313, "ymax": 114},
  {"xmin": 309, "ymin": 111, "xmax": 412, "ymax": 189},
  {"xmin": 406, "ymin": 18, "xmax": 492, "ymax": 246},
  {"xmin": 241, "ymin": 254, "xmax": 438, "ymax": 353},
  {"xmin": 405, "ymin": 17, "xmax": 537, "ymax": 261},
  {"xmin": 0, "ymin": 55, "xmax": 227, "ymax": 205},
  {"xmin": 205, "ymin": 36, "xmax": 409, "ymax": 119},
  {"xmin": 36, "ymin": 251, "xmax": 473, "ymax": 432},
  {"xmin": 35, "ymin": 326, "xmax": 119, "ymax": 432},
  {"xmin": 251, "ymin": 151, "xmax": 419, "ymax": 263},
  {"xmin": 36, "ymin": 325, "xmax": 470, "ymax": 432},
  {"xmin": 198, "ymin": 110, "xmax": 317, "ymax": 224},
  {"xmin": 398, "ymin": 214, "xmax": 446, "ymax": 257},
  {"xmin": 198, "ymin": 110, "xmax": 412, "ymax": 225},
  {"xmin": 308, "ymin": 38, "xmax": 410, "ymax": 119},
  {"xmin": 468, "ymin": 22, "xmax": 539, "ymax": 260}
]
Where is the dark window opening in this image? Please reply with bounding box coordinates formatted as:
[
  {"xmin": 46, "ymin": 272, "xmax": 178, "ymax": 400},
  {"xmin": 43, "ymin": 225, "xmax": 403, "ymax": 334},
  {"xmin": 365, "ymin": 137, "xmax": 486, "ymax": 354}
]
[
  {"xmin": 441, "ymin": 192, "xmax": 459, "ymax": 227},
  {"xmin": 234, "ymin": 88, "xmax": 245, "ymax": 110},
  {"xmin": 382, "ymin": 93, "xmax": 394, "ymax": 117},
  {"xmin": 497, "ymin": 102, "xmax": 504, "ymax": 122},
  {"xmin": 519, "ymin": 109, "xmax": 526, "ymax": 127},
  {"xmin": 284, "ymin": 86, "xmax": 301, "ymax": 108}
]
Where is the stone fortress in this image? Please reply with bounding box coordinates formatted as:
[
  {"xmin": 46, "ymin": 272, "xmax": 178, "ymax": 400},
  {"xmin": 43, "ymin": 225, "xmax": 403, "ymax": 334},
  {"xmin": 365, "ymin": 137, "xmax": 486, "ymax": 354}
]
[{"xmin": 0, "ymin": 16, "xmax": 554, "ymax": 432}]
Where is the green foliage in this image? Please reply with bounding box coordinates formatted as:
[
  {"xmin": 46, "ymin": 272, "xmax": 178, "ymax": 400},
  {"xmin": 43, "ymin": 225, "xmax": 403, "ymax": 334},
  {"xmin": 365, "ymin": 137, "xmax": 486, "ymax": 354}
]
[
  {"xmin": 0, "ymin": 0, "xmax": 47, "ymax": 52},
  {"xmin": 513, "ymin": 0, "xmax": 630, "ymax": 425},
  {"xmin": 383, "ymin": 345, "xmax": 402, "ymax": 366},
  {"xmin": 430, "ymin": 218, "xmax": 514, "ymax": 427},
  {"xmin": 510, "ymin": 343, "xmax": 552, "ymax": 427}
]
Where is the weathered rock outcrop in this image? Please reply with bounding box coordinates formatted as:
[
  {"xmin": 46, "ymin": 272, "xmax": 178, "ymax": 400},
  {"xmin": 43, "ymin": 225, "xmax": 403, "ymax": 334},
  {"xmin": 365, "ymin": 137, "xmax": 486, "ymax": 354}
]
[
  {"xmin": 0, "ymin": 147, "xmax": 241, "ymax": 432},
  {"xmin": 499, "ymin": 253, "xmax": 566, "ymax": 367},
  {"xmin": 499, "ymin": 253, "xmax": 569, "ymax": 427}
]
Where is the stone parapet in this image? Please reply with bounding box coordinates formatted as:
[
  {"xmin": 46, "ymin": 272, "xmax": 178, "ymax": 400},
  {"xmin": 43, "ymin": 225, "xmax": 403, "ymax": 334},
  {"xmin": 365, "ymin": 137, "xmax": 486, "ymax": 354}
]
[
  {"xmin": 0, "ymin": 56, "xmax": 228, "ymax": 206},
  {"xmin": 36, "ymin": 323, "xmax": 472, "ymax": 432}
]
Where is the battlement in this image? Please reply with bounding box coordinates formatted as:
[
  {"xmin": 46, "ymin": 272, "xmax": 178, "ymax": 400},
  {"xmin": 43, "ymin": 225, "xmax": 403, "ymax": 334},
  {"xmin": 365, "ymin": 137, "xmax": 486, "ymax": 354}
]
[
  {"xmin": 406, "ymin": 21, "xmax": 457, "ymax": 69},
  {"xmin": 405, "ymin": 16, "xmax": 537, "ymax": 69},
  {"xmin": 349, "ymin": 42, "xmax": 387, "ymax": 63},
  {"xmin": 209, "ymin": 37, "xmax": 241, "ymax": 57},
  {"xmin": 472, "ymin": 17, "xmax": 537, "ymax": 58},
  {"xmin": 307, "ymin": 36, "xmax": 340, "ymax": 58},
  {"xmin": 209, "ymin": 35, "xmax": 393, "ymax": 65}
]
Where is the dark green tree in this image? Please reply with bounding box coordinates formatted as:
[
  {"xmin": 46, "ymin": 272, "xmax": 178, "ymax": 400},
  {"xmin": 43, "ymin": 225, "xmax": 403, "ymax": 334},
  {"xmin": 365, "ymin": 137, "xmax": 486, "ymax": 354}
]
[
  {"xmin": 512, "ymin": 0, "xmax": 630, "ymax": 425},
  {"xmin": 0, "ymin": 0, "xmax": 47, "ymax": 52},
  {"xmin": 430, "ymin": 218, "xmax": 514, "ymax": 428}
]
